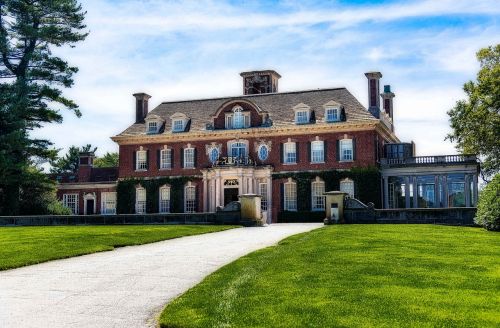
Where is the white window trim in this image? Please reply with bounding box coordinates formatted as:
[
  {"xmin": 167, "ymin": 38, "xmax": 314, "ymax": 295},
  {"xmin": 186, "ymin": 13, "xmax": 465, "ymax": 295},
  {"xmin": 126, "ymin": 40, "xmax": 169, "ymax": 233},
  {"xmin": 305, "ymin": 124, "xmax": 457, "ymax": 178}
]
[
  {"xmin": 325, "ymin": 107, "xmax": 340, "ymax": 122},
  {"xmin": 311, "ymin": 179, "xmax": 325, "ymax": 211},
  {"xmin": 172, "ymin": 119, "xmax": 185, "ymax": 132},
  {"xmin": 136, "ymin": 149, "xmax": 147, "ymax": 171},
  {"xmin": 340, "ymin": 178, "xmax": 355, "ymax": 198},
  {"xmin": 284, "ymin": 142, "xmax": 297, "ymax": 164},
  {"xmin": 184, "ymin": 147, "xmax": 195, "ymax": 169},
  {"xmin": 259, "ymin": 182, "xmax": 268, "ymax": 211},
  {"xmin": 284, "ymin": 180, "xmax": 297, "ymax": 211},
  {"xmin": 295, "ymin": 110, "xmax": 309, "ymax": 124},
  {"xmin": 62, "ymin": 193, "xmax": 79, "ymax": 215},
  {"xmin": 339, "ymin": 139, "xmax": 353, "ymax": 162},
  {"xmin": 225, "ymin": 106, "xmax": 250, "ymax": 129},
  {"xmin": 160, "ymin": 148, "xmax": 172, "ymax": 170},
  {"xmin": 159, "ymin": 185, "xmax": 171, "ymax": 213},
  {"xmin": 101, "ymin": 192, "xmax": 117, "ymax": 215},
  {"xmin": 228, "ymin": 140, "xmax": 248, "ymax": 158},
  {"xmin": 184, "ymin": 182, "xmax": 196, "ymax": 213},
  {"xmin": 135, "ymin": 187, "xmax": 146, "ymax": 214},
  {"xmin": 147, "ymin": 121, "xmax": 158, "ymax": 134},
  {"xmin": 311, "ymin": 140, "xmax": 325, "ymax": 163}
]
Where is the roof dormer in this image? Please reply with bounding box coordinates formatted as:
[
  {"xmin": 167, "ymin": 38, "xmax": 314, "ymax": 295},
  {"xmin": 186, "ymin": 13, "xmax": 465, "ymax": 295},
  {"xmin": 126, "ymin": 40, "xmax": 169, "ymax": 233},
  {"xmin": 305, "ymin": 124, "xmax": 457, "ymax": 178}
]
[
  {"xmin": 323, "ymin": 100, "xmax": 344, "ymax": 123},
  {"xmin": 144, "ymin": 114, "xmax": 164, "ymax": 134},
  {"xmin": 170, "ymin": 112, "xmax": 190, "ymax": 133},
  {"xmin": 293, "ymin": 103, "xmax": 312, "ymax": 125}
]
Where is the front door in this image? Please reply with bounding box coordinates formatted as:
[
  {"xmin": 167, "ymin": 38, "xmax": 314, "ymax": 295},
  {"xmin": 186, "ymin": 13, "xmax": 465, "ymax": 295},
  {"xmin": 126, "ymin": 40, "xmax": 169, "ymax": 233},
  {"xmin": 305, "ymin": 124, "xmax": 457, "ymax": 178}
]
[
  {"xmin": 224, "ymin": 188, "xmax": 239, "ymax": 206},
  {"xmin": 86, "ymin": 199, "xmax": 94, "ymax": 215}
]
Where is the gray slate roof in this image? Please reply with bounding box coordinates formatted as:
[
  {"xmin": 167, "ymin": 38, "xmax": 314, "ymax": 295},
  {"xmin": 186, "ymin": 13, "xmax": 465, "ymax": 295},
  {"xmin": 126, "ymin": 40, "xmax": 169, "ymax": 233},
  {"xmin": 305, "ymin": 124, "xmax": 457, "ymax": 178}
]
[{"xmin": 116, "ymin": 88, "xmax": 377, "ymax": 137}]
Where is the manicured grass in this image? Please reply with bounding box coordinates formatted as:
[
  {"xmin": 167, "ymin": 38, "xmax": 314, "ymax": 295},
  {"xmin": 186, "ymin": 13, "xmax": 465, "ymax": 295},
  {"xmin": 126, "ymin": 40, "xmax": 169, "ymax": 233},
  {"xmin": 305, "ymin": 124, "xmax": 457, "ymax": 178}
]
[
  {"xmin": 0, "ymin": 225, "xmax": 238, "ymax": 271},
  {"xmin": 160, "ymin": 225, "xmax": 500, "ymax": 328}
]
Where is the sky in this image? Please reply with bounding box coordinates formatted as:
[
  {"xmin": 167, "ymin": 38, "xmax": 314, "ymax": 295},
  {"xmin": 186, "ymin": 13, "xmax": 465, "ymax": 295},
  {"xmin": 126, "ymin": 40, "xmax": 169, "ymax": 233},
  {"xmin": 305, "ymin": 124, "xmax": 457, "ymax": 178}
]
[{"xmin": 33, "ymin": 0, "xmax": 500, "ymax": 161}]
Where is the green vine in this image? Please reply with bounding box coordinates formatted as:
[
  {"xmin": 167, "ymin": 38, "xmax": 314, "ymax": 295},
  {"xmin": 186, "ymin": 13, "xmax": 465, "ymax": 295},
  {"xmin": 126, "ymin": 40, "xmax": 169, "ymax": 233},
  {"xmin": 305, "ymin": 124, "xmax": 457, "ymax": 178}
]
[
  {"xmin": 272, "ymin": 166, "xmax": 381, "ymax": 208},
  {"xmin": 116, "ymin": 176, "xmax": 199, "ymax": 214}
]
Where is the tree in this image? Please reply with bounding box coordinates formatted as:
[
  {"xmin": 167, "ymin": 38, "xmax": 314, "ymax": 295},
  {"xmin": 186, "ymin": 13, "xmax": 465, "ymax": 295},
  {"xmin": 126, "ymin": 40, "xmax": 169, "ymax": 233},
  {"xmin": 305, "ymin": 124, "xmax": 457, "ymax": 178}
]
[
  {"xmin": 94, "ymin": 152, "xmax": 119, "ymax": 168},
  {"xmin": 50, "ymin": 144, "xmax": 96, "ymax": 174},
  {"xmin": 446, "ymin": 44, "xmax": 500, "ymax": 181},
  {"xmin": 475, "ymin": 173, "xmax": 500, "ymax": 231},
  {"xmin": 0, "ymin": 1, "xmax": 87, "ymax": 214}
]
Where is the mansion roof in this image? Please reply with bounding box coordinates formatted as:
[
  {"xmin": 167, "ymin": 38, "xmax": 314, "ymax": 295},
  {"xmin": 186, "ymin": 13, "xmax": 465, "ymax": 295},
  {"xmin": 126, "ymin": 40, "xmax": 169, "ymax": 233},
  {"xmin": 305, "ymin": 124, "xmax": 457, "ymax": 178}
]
[{"xmin": 115, "ymin": 87, "xmax": 379, "ymax": 138}]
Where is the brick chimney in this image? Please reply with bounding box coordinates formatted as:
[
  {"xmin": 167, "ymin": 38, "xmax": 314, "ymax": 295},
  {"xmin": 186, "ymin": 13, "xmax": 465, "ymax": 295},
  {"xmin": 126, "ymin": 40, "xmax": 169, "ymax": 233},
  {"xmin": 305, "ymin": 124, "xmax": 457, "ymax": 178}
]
[
  {"xmin": 365, "ymin": 72, "xmax": 382, "ymax": 118},
  {"xmin": 78, "ymin": 151, "xmax": 95, "ymax": 183},
  {"xmin": 381, "ymin": 85, "xmax": 395, "ymax": 118},
  {"xmin": 240, "ymin": 70, "xmax": 281, "ymax": 95},
  {"xmin": 133, "ymin": 93, "xmax": 152, "ymax": 123}
]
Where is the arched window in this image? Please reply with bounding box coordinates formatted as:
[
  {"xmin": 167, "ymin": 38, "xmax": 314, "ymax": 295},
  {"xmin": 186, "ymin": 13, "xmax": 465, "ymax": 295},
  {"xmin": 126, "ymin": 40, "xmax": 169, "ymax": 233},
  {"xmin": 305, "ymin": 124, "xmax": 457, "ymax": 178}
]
[
  {"xmin": 135, "ymin": 186, "xmax": 146, "ymax": 214},
  {"xmin": 184, "ymin": 183, "xmax": 196, "ymax": 213},
  {"xmin": 311, "ymin": 178, "xmax": 325, "ymax": 211},
  {"xmin": 258, "ymin": 144, "xmax": 269, "ymax": 161},
  {"xmin": 340, "ymin": 178, "xmax": 355, "ymax": 198},
  {"xmin": 284, "ymin": 180, "xmax": 297, "ymax": 211},
  {"xmin": 159, "ymin": 185, "xmax": 170, "ymax": 213}
]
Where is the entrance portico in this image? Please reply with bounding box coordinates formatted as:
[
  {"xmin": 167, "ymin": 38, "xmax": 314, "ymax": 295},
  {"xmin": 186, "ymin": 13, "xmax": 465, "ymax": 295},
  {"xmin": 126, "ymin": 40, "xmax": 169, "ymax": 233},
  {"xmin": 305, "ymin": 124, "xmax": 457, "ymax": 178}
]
[{"xmin": 201, "ymin": 166, "xmax": 273, "ymax": 221}]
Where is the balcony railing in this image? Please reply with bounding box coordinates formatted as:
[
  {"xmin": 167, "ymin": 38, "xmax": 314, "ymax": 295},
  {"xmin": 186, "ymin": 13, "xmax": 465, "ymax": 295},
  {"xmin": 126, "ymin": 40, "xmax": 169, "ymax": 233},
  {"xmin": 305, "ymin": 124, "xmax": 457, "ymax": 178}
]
[
  {"xmin": 212, "ymin": 156, "xmax": 256, "ymax": 167},
  {"xmin": 381, "ymin": 155, "xmax": 477, "ymax": 167}
]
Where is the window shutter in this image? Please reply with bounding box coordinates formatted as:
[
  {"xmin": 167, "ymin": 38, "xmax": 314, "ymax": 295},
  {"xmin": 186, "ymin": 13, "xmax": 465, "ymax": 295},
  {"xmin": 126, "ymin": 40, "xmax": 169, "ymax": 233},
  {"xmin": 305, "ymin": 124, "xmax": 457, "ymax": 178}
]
[
  {"xmin": 307, "ymin": 142, "xmax": 312, "ymax": 162},
  {"xmin": 295, "ymin": 142, "xmax": 299, "ymax": 163},
  {"xmin": 145, "ymin": 150, "xmax": 149, "ymax": 170},
  {"xmin": 157, "ymin": 149, "xmax": 161, "ymax": 169},
  {"xmin": 336, "ymin": 140, "xmax": 340, "ymax": 161},
  {"xmin": 133, "ymin": 151, "xmax": 136, "ymax": 170},
  {"xmin": 280, "ymin": 143, "xmax": 284, "ymax": 163},
  {"xmin": 170, "ymin": 149, "xmax": 174, "ymax": 168},
  {"xmin": 193, "ymin": 148, "xmax": 198, "ymax": 168},
  {"xmin": 280, "ymin": 183, "xmax": 284, "ymax": 211},
  {"xmin": 324, "ymin": 141, "xmax": 328, "ymax": 162},
  {"xmin": 181, "ymin": 148, "xmax": 184, "ymax": 168},
  {"xmin": 352, "ymin": 139, "xmax": 357, "ymax": 161}
]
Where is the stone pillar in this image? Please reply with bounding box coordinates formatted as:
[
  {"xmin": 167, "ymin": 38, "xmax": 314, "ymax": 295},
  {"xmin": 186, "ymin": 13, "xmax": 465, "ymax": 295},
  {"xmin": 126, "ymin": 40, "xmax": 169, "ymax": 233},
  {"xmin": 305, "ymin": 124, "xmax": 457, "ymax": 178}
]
[
  {"xmin": 239, "ymin": 194, "xmax": 263, "ymax": 226},
  {"xmin": 405, "ymin": 176, "xmax": 411, "ymax": 209},
  {"xmin": 383, "ymin": 177, "xmax": 389, "ymax": 209},
  {"xmin": 324, "ymin": 191, "xmax": 348, "ymax": 223}
]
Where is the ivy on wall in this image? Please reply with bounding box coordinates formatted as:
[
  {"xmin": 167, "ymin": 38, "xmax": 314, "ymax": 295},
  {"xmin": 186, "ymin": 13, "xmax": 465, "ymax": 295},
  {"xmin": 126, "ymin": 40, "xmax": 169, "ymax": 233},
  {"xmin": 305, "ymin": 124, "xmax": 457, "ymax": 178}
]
[
  {"xmin": 272, "ymin": 166, "xmax": 381, "ymax": 208},
  {"xmin": 116, "ymin": 176, "xmax": 199, "ymax": 214}
]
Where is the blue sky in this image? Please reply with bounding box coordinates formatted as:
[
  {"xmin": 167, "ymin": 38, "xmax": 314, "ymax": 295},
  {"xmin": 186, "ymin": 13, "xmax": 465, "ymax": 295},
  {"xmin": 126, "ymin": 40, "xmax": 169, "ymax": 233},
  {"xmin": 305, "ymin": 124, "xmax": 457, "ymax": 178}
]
[{"xmin": 34, "ymin": 0, "xmax": 500, "ymax": 161}]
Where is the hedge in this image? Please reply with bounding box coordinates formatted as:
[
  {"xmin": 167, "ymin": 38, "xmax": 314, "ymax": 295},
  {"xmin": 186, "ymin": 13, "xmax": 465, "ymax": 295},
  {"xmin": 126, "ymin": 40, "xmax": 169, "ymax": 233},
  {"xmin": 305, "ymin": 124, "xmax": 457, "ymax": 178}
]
[{"xmin": 475, "ymin": 173, "xmax": 500, "ymax": 231}]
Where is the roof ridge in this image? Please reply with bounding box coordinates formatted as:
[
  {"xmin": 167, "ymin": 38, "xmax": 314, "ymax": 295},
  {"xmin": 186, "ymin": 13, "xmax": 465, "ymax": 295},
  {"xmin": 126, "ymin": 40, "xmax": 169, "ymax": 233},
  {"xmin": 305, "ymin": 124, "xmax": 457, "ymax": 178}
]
[{"xmin": 157, "ymin": 87, "xmax": 347, "ymax": 105}]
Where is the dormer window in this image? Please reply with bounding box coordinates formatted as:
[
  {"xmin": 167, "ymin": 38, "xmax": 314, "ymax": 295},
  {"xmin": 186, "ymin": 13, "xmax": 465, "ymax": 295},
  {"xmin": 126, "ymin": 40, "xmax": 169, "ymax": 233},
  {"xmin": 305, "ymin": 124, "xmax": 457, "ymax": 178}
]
[
  {"xmin": 225, "ymin": 106, "xmax": 250, "ymax": 129},
  {"xmin": 293, "ymin": 103, "xmax": 311, "ymax": 125},
  {"xmin": 173, "ymin": 119, "xmax": 184, "ymax": 132},
  {"xmin": 325, "ymin": 107, "xmax": 339, "ymax": 122},
  {"xmin": 147, "ymin": 121, "xmax": 158, "ymax": 133}
]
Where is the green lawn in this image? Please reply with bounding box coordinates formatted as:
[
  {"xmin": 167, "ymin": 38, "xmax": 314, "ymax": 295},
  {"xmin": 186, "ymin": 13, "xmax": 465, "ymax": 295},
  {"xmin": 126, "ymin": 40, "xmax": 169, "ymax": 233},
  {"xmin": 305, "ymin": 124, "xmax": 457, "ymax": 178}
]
[
  {"xmin": 0, "ymin": 225, "xmax": 238, "ymax": 271},
  {"xmin": 160, "ymin": 225, "xmax": 500, "ymax": 328}
]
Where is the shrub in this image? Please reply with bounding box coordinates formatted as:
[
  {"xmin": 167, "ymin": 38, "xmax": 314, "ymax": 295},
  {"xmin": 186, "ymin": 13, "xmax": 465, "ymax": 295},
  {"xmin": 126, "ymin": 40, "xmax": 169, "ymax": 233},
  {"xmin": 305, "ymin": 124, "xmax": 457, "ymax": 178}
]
[{"xmin": 475, "ymin": 174, "xmax": 500, "ymax": 231}]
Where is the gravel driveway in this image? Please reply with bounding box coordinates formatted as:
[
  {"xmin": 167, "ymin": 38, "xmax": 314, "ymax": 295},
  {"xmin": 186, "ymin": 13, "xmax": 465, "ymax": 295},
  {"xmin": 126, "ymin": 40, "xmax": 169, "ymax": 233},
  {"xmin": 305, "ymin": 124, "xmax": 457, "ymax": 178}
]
[{"xmin": 0, "ymin": 223, "xmax": 322, "ymax": 328}]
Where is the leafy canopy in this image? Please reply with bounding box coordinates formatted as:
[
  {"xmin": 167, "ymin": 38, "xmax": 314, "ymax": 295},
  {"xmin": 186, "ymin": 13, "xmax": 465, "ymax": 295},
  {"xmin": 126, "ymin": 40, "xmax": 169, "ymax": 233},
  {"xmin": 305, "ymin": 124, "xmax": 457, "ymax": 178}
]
[{"xmin": 446, "ymin": 44, "xmax": 500, "ymax": 180}]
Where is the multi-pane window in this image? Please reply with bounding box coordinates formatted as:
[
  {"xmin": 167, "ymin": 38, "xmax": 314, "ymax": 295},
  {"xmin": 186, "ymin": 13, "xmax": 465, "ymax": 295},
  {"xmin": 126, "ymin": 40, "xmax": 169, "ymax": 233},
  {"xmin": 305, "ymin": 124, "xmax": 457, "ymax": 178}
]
[
  {"xmin": 284, "ymin": 142, "xmax": 296, "ymax": 164},
  {"xmin": 226, "ymin": 107, "xmax": 250, "ymax": 129},
  {"xmin": 340, "ymin": 139, "xmax": 353, "ymax": 161},
  {"xmin": 147, "ymin": 121, "xmax": 158, "ymax": 134},
  {"xmin": 101, "ymin": 192, "xmax": 116, "ymax": 215},
  {"xmin": 284, "ymin": 181, "xmax": 297, "ymax": 211},
  {"xmin": 173, "ymin": 119, "xmax": 184, "ymax": 132},
  {"xmin": 311, "ymin": 180, "xmax": 325, "ymax": 210},
  {"xmin": 135, "ymin": 187, "xmax": 146, "ymax": 214},
  {"xmin": 311, "ymin": 141, "xmax": 324, "ymax": 163},
  {"xmin": 233, "ymin": 107, "xmax": 244, "ymax": 129},
  {"xmin": 340, "ymin": 179, "xmax": 355, "ymax": 198},
  {"xmin": 184, "ymin": 148, "xmax": 195, "ymax": 168},
  {"xmin": 230, "ymin": 142, "xmax": 246, "ymax": 158},
  {"xmin": 62, "ymin": 194, "xmax": 78, "ymax": 214},
  {"xmin": 185, "ymin": 185, "xmax": 196, "ymax": 213},
  {"xmin": 259, "ymin": 183, "xmax": 268, "ymax": 211},
  {"xmin": 136, "ymin": 150, "xmax": 147, "ymax": 170},
  {"xmin": 160, "ymin": 149, "xmax": 171, "ymax": 169},
  {"xmin": 326, "ymin": 108, "xmax": 339, "ymax": 122},
  {"xmin": 295, "ymin": 110, "xmax": 309, "ymax": 124},
  {"xmin": 159, "ymin": 186, "xmax": 170, "ymax": 213}
]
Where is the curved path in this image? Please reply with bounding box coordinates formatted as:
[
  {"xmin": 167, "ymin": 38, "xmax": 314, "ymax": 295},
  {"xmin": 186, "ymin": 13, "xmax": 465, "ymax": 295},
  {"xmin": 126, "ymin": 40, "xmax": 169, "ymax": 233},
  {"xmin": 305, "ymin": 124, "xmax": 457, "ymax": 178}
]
[{"xmin": 0, "ymin": 223, "xmax": 322, "ymax": 328}]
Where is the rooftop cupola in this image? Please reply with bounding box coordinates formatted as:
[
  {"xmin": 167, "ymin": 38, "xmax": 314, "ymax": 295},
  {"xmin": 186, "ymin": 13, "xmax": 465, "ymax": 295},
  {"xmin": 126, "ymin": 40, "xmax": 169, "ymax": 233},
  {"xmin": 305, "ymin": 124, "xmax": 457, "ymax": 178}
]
[
  {"xmin": 381, "ymin": 85, "xmax": 395, "ymax": 119},
  {"xmin": 240, "ymin": 70, "xmax": 281, "ymax": 95},
  {"xmin": 133, "ymin": 92, "xmax": 152, "ymax": 123}
]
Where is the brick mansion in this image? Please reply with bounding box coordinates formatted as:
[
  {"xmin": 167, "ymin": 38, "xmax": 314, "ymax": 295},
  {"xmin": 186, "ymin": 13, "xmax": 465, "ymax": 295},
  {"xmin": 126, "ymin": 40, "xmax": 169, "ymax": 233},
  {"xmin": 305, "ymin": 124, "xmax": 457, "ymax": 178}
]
[{"xmin": 55, "ymin": 70, "xmax": 479, "ymax": 223}]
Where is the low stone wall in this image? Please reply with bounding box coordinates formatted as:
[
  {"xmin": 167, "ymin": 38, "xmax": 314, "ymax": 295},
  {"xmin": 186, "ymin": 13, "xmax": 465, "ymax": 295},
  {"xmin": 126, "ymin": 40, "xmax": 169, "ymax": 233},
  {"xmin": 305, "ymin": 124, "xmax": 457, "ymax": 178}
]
[
  {"xmin": 375, "ymin": 208, "xmax": 477, "ymax": 225},
  {"xmin": 0, "ymin": 212, "xmax": 241, "ymax": 226}
]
